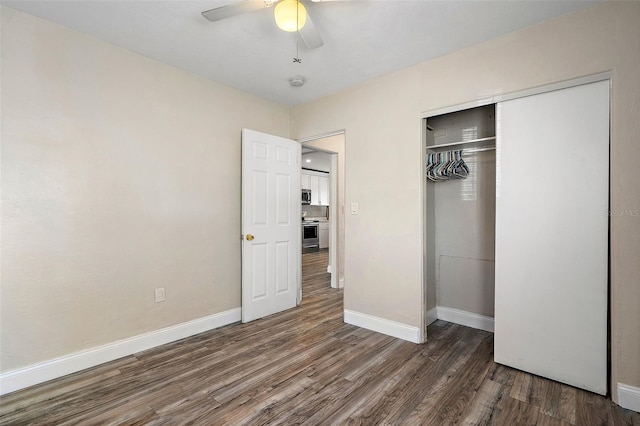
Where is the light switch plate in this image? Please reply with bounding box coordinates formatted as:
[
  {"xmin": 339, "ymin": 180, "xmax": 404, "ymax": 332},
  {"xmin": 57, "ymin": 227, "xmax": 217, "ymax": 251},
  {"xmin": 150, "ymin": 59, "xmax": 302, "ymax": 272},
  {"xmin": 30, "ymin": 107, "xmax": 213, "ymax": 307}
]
[
  {"xmin": 155, "ymin": 287, "xmax": 165, "ymax": 303},
  {"xmin": 350, "ymin": 202, "xmax": 359, "ymax": 215}
]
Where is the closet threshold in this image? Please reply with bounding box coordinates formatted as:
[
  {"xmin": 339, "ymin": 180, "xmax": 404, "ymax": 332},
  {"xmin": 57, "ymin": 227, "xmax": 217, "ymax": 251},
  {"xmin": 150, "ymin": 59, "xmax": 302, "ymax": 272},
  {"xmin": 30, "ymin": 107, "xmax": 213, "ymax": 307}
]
[{"xmin": 427, "ymin": 136, "xmax": 496, "ymax": 151}]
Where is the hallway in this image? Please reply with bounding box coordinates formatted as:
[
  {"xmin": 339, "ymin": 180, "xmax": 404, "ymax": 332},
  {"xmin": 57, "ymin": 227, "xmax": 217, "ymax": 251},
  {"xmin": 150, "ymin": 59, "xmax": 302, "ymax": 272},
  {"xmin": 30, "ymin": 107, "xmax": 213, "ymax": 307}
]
[{"xmin": 301, "ymin": 248, "xmax": 333, "ymax": 299}]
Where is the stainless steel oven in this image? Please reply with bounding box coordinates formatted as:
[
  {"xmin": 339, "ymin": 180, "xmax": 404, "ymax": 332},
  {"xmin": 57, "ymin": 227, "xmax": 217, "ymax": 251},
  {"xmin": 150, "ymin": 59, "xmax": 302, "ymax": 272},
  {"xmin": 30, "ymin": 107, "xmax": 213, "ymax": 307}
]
[{"xmin": 302, "ymin": 221, "xmax": 319, "ymax": 252}]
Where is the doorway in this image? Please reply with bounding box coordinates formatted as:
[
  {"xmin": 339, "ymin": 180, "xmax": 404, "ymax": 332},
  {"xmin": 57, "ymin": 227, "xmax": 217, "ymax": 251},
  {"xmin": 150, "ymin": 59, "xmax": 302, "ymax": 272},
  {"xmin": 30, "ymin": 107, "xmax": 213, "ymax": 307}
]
[{"xmin": 299, "ymin": 133, "xmax": 346, "ymax": 301}]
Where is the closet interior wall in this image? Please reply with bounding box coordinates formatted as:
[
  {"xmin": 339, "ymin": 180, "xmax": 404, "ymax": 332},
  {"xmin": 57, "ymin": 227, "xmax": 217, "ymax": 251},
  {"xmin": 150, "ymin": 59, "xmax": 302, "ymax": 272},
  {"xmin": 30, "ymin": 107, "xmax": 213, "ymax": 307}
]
[{"xmin": 426, "ymin": 105, "xmax": 496, "ymax": 319}]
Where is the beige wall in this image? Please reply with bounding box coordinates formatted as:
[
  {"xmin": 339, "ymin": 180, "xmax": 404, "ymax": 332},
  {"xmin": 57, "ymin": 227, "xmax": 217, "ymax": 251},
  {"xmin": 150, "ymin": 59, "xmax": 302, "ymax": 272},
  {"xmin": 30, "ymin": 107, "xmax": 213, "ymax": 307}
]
[
  {"xmin": 290, "ymin": 1, "xmax": 640, "ymax": 401},
  {"xmin": 292, "ymin": 66, "xmax": 425, "ymax": 328},
  {"xmin": 0, "ymin": 7, "xmax": 289, "ymax": 371},
  {"xmin": 302, "ymin": 134, "xmax": 346, "ymax": 286}
]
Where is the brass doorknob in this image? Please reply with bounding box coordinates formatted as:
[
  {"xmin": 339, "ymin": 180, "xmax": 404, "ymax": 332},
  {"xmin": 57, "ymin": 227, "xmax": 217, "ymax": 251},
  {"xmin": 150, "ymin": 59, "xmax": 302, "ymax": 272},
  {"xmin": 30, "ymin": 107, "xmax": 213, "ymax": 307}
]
[{"xmin": 246, "ymin": 234, "xmax": 255, "ymax": 241}]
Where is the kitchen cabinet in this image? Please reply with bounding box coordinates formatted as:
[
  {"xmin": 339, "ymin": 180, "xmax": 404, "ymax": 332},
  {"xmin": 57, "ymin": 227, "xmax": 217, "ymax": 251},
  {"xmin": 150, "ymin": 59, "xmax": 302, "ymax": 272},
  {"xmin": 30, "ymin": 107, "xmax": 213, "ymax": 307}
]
[
  {"xmin": 319, "ymin": 222, "xmax": 329, "ymax": 249},
  {"xmin": 301, "ymin": 170, "xmax": 329, "ymax": 206},
  {"xmin": 310, "ymin": 175, "xmax": 320, "ymax": 205},
  {"xmin": 318, "ymin": 176, "xmax": 329, "ymax": 205},
  {"xmin": 301, "ymin": 173, "xmax": 311, "ymax": 190}
]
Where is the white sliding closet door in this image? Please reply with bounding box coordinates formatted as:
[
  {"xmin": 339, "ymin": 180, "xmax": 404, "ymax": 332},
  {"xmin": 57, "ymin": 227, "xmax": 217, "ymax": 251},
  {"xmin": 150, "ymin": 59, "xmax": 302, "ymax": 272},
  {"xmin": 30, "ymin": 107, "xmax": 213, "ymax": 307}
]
[{"xmin": 494, "ymin": 80, "xmax": 609, "ymax": 395}]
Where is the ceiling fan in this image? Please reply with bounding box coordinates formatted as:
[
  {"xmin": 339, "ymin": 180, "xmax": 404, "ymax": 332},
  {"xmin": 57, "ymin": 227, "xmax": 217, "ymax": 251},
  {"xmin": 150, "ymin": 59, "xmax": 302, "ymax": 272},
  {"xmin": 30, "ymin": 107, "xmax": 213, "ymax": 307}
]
[{"xmin": 202, "ymin": 0, "xmax": 325, "ymax": 49}]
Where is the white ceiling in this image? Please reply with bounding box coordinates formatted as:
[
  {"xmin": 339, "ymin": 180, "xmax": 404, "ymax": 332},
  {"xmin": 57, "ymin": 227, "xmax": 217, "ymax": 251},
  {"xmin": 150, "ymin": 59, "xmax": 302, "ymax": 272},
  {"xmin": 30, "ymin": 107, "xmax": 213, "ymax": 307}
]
[
  {"xmin": 302, "ymin": 149, "xmax": 332, "ymax": 172},
  {"xmin": 2, "ymin": 0, "xmax": 600, "ymax": 106}
]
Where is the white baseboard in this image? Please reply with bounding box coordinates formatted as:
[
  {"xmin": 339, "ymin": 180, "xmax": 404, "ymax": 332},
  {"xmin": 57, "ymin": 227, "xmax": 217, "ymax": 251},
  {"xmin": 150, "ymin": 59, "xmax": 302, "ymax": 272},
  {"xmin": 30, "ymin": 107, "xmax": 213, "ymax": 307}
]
[
  {"xmin": 436, "ymin": 306, "xmax": 494, "ymax": 333},
  {"xmin": 426, "ymin": 307, "xmax": 438, "ymax": 326},
  {"xmin": 343, "ymin": 307, "xmax": 491, "ymax": 345},
  {"xmin": 618, "ymin": 383, "xmax": 640, "ymax": 413},
  {"xmin": 344, "ymin": 309, "xmax": 421, "ymax": 343},
  {"xmin": 0, "ymin": 308, "xmax": 241, "ymax": 396}
]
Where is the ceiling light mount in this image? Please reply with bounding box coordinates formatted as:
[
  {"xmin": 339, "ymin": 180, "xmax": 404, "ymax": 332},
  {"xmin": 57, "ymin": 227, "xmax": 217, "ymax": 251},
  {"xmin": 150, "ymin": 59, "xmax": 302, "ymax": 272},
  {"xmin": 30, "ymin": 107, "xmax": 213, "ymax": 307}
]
[{"xmin": 290, "ymin": 75, "xmax": 305, "ymax": 87}]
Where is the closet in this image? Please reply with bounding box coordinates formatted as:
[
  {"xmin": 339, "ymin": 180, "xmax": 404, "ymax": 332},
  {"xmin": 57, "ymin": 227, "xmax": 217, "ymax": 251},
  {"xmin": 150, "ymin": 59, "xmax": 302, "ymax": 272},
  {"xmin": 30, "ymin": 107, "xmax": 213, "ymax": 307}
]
[
  {"xmin": 424, "ymin": 79, "xmax": 609, "ymax": 395},
  {"xmin": 425, "ymin": 104, "xmax": 497, "ymax": 328}
]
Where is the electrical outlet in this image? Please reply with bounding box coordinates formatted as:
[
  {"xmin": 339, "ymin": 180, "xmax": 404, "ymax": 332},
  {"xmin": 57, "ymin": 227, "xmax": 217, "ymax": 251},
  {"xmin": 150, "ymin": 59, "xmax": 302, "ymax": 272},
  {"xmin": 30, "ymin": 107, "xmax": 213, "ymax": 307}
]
[{"xmin": 155, "ymin": 287, "xmax": 165, "ymax": 303}]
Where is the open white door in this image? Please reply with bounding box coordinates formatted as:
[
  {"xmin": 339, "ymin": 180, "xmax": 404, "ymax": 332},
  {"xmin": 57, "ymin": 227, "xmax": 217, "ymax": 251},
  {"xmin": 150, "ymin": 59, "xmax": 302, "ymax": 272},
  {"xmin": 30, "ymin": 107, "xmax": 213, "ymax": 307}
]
[
  {"xmin": 494, "ymin": 81, "xmax": 609, "ymax": 394},
  {"xmin": 242, "ymin": 129, "xmax": 300, "ymax": 323}
]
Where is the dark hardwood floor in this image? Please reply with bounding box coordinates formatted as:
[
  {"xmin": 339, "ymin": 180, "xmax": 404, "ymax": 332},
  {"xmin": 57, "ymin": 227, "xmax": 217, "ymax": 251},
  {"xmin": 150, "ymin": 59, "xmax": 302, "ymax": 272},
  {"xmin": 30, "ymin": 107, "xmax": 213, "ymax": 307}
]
[{"xmin": 1, "ymin": 249, "xmax": 638, "ymax": 425}]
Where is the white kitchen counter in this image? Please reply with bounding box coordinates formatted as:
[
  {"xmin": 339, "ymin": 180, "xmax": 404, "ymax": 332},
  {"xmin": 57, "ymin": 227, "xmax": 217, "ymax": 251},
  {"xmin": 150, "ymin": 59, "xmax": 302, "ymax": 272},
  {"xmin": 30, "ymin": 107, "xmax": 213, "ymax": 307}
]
[{"xmin": 303, "ymin": 217, "xmax": 329, "ymax": 222}]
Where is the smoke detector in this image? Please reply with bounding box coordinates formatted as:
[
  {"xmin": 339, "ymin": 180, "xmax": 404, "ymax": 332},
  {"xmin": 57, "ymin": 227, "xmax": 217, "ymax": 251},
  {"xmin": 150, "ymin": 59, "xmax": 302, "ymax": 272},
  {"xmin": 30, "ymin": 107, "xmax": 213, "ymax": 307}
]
[{"xmin": 289, "ymin": 76, "xmax": 305, "ymax": 87}]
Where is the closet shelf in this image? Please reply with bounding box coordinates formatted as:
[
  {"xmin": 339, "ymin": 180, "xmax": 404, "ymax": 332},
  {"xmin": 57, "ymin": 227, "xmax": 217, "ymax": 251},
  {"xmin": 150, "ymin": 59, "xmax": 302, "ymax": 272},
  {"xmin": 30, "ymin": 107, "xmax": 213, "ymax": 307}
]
[{"xmin": 427, "ymin": 136, "xmax": 496, "ymax": 151}]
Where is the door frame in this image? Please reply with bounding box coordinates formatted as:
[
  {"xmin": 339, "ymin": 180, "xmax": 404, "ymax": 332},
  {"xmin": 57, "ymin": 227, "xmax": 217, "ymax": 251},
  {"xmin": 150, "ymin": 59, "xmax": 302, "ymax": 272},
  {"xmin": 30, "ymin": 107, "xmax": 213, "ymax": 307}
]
[
  {"xmin": 297, "ymin": 130, "xmax": 346, "ymax": 296},
  {"xmin": 420, "ymin": 71, "xmax": 612, "ymax": 120}
]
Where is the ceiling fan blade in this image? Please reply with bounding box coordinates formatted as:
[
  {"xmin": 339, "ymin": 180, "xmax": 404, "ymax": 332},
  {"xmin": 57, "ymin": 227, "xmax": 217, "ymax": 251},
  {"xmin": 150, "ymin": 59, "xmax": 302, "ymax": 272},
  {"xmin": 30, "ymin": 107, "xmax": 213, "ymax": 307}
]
[
  {"xmin": 298, "ymin": 12, "xmax": 324, "ymax": 49},
  {"xmin": 202, "ymin": 0, "xmax": 268, "ymax": 22}
]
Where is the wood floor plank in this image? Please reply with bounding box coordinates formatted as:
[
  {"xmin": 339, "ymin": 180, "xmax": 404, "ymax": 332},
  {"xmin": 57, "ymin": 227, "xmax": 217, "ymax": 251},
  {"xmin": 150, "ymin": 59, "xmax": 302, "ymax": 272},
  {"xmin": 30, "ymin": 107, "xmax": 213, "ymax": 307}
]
[
  {"xmin": 491, "ymin": 397, "xmax": 543, "ymax": 425},
  {"xmin": 301, "ymin": 340, "xmax": 423, "ymax": 425},
  {"xmin": 0, "ymin": 356, "xmax": 133, "ymax": 418},
  {"xmin": 361, "ymin": 327, "xmax": 484, "ymax": 424},
  {"xmin": 535, "ymin": 410, "xmax": 574, "ymax": 426},
  {"xmin": 461, "ymin": 379, "xmax": 505, "ymax": 425},
  {"xmin": 557, "ymin": 384, "xmax": 578, "ymax": 424},
  {"xmin": 1, "ymin": 249, "xmax": 638, "ymax": 425},
  {"xmin": 486, "ymin": 362, "xmax": 518, "ymax": 386},
  {"xmin": 344, "ymin": 348, "xmax": 437, "ymax": 424},
  {"xmin": 403, "ymin": 334, "xmax": 495, "ymax": 425},
  {"xmin": 576, "ymin": 389, "xmax": 618, "ymax": 426},
  {"xmin": 510, "ymin": 370, "xmax": 534, "ymax": 403}
]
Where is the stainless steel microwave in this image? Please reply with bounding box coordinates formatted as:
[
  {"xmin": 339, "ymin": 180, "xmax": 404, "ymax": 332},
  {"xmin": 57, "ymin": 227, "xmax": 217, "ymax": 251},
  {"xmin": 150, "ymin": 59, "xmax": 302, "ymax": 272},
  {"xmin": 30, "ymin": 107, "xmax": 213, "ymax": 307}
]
[{"xmin": 302, "ymin": 189, "xmax": 311, "ymax": 205}]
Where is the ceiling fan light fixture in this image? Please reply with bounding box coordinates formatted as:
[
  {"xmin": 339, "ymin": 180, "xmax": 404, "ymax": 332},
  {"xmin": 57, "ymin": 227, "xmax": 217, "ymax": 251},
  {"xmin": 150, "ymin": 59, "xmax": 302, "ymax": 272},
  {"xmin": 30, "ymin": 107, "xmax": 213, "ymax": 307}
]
[{"xmin": 274, "ymin": 0, "xmax": 307, "ymax": 32}]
